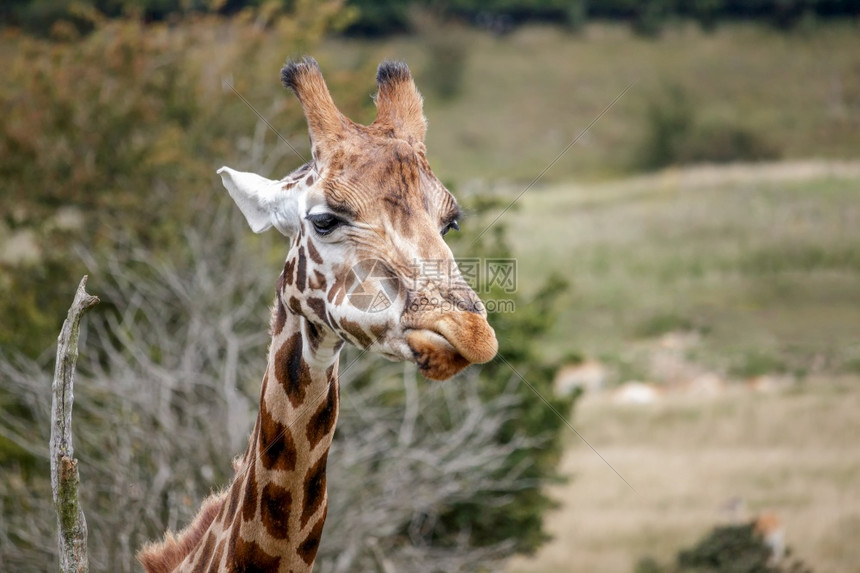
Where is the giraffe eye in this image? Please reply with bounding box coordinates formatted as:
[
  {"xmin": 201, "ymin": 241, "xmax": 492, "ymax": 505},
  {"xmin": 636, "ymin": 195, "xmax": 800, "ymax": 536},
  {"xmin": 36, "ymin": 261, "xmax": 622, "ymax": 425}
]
[
  {"xmin": 441, "ymin": 219, "xmax": 460, "ymax": 237},
  {"xmin": 307, "ymin": 213, "xmax": 343, "ymax": 236}
]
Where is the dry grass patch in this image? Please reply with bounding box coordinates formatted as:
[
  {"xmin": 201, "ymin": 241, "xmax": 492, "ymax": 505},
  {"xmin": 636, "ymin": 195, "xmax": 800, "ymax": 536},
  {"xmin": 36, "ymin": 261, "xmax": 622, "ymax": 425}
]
[{"xmin": 507, "ymin": 382, "xmax": 860, "ymax": 573}]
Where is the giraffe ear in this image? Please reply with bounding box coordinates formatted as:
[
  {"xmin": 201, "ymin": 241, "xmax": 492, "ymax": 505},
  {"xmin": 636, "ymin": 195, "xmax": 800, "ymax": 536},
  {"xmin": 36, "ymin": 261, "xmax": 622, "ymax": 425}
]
[
  {"xmin": 218, "ymin": 167, "xmax": 300, "ymax": 236},
  {"xmin": 373, "ymin": 61, "xmax": 426, "ymax": 143}
]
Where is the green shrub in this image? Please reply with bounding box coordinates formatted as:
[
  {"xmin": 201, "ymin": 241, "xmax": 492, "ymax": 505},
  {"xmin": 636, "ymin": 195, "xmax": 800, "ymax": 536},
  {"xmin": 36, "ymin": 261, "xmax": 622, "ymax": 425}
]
[
  {"xmin": 677, "ymin": 118, "xmax": 781, "ymax": 164},
  {"xmin": 632, "ymin": 0, "xmax": 671, "ymax": 37},
  {"xmin": 636, "ymin": 520, "xmax": 814, "ymax": 573},
  {"xmin": 678, "ymin": 523, "xmax": 777, "ymax": 572},
  {"xmin": 417, "ymin": 17, "xmax": 469, "ymax": 100},
  {"xmin": 730, "ymin": 350, "xmax": 786, "ymax": 379},
  {"xmin": 635, "ymin": 84, "xmax": 780, "ymax": 171},
  {"xmin": 636, "ymin": 311, "xmax": 698, "ymax": 338},
  {"xmin": 636, "ymin": 84, "xmax": 695, "ymax": 170},
  {"xmin": 7, "ymin": 0, "xmax": 860, "ymax": 37}
]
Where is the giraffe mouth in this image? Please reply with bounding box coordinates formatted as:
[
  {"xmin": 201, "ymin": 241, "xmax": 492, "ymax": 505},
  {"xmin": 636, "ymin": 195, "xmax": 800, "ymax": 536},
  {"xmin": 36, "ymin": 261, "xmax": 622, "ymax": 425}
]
[{"xmin": 405, "ymin": 329, "xmax": 472, "ymax": 381}]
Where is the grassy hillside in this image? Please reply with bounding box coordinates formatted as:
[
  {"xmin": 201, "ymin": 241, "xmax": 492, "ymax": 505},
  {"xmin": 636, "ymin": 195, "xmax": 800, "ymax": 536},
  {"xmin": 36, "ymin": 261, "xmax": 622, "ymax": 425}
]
[
  {"xmin": 321, "ymin": 22, "xmax": 860, "ymax": 183},
  {"xmin": 504, "ymin": 162, "xmax": 860, "ymax": 379}
]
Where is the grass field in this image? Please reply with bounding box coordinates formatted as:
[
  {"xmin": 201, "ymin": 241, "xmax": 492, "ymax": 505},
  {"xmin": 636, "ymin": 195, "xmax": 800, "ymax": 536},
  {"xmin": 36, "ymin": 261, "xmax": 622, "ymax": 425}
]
[
  {"xmin": 504, "ymin": 161, "xmax": 860, "ymax": 379},
  {"xmin": 501, "ymin": 162, "xmax": 860, "ymax": 572},
  {"xmin": 506, "ymin": 380, "xmax": 860, "ymax": 573}
]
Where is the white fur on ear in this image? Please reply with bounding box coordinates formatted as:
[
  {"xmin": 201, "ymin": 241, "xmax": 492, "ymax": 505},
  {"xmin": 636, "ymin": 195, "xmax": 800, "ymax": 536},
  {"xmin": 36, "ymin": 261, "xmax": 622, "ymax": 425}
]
[{"xmin": 217, "ymin": 167, "xmax": 300, "ymax": 236}]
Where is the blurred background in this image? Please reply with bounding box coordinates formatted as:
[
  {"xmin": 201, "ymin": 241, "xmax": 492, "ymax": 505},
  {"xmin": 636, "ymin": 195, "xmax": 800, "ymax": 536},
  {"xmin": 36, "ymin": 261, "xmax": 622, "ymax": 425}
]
[{"xmin": 1, "ymin": 1, "xmax": 859, "ymax": 571}]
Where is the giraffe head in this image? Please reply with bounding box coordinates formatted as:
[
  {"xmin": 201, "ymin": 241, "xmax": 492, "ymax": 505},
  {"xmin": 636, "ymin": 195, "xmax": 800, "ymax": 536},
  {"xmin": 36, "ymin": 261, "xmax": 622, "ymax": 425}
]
[{"xmin": 219, "ymin": 58, "xmax": 497, "ymax": 380}]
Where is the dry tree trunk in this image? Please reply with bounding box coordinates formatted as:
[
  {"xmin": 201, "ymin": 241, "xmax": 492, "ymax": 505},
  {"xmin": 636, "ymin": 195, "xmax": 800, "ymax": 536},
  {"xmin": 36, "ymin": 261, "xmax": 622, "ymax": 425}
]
[{"xmin": 50, "ymin": 276, "xmax": 99, "ymax": 573}]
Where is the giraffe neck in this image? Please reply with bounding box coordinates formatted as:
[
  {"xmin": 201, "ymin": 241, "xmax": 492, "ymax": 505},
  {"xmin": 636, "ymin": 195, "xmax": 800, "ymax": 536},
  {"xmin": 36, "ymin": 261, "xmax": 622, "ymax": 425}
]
[{"xmin": 180, "ymin": 297, "xmax": 342, "ymax": 572}]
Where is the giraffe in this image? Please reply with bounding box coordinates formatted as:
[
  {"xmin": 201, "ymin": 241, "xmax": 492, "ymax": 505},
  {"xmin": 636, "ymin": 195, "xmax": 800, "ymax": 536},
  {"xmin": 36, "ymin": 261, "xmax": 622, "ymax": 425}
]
[{"xmin": 137, "ymin": 57, "xmax": 498, "ymax": 572}]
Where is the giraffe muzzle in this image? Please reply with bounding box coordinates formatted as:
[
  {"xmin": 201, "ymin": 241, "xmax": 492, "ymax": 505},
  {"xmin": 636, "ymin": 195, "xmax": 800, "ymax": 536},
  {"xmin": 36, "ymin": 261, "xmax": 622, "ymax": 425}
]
[
  {"xmin": 405, "ymin": 312, "xmax": 498, "ymax": 380},
  {"xmin": 433, "ymin": 312, "xmax": 498, "ymax": 364}
]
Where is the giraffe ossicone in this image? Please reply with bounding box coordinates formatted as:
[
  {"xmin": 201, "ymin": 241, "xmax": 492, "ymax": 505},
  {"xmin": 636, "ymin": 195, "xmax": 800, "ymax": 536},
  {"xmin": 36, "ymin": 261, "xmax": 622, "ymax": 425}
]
[{"xmin": 139, "ymin": 56, "xmax": 497, "ymax": 573}]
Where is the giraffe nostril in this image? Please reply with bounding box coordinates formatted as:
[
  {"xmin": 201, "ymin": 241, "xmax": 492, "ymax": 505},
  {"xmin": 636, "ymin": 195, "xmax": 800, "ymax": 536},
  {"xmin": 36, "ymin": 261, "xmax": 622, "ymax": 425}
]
[
  {"xmin": 460, "ymin": 296, "xmax": 485, "ymax": 315},
  {"xmin": 444, "ymin": 291, "xmax": 487, "ymax": 316}
]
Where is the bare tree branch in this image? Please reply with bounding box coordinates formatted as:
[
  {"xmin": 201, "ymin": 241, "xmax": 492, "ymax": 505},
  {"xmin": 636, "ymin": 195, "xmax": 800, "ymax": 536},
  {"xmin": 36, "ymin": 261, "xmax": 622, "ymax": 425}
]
[{"xmin": 50, "ymin": 276, "xmax": 98, "ymax": 573}]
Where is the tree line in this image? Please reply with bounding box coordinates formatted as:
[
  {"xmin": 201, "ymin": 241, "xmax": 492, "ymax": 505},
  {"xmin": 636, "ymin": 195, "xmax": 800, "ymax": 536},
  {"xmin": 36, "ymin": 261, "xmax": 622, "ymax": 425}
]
[{"xmin": 3, "ymin": 0, "xmax": 859, "ymax": 36}]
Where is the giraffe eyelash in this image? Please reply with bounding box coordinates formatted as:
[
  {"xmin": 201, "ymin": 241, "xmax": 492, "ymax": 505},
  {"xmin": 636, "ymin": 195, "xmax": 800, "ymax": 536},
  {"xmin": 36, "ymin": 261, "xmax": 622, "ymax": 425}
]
[
  {"xmin": 441, "ymin": 219, "xmax": 459, "ymax": 236},
  {"xmin": 306, "ymin": 213, "xmax": 346, "ymax": 236}
]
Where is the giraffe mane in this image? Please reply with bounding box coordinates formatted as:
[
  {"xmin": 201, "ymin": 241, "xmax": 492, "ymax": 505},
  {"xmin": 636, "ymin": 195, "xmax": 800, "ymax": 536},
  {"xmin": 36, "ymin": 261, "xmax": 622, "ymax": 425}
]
[{"xmin": 137, "ymin": 491, "xmax": 226, "ymax": 573}]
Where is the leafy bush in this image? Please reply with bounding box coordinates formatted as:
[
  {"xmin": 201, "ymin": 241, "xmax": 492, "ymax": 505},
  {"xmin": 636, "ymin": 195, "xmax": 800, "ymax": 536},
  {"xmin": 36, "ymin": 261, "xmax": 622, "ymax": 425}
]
[
  {"xmin": 678, "ymin": 119, "xmax": 782, "ymax": 165},
  {"xmin": 340, "ymin": 0, "xmax": 413, "ymax": 35},
  {"xmin": 414, "ymin": 15, "xmax": 470, "ymax": 100},
  {"xmin": 729, "ymin": 350, "xmax": 786, "ymax": 379},
  {"xmin": 636, "ymin": 520, "xmax": 814, "ymax": 573},
  {"xmin": 631, "ymin": 0, "xmax": 672, "ymax": 37},
  {"xmin": 635, "ymin": 84, "xmax": 780, "ymax": 170}
]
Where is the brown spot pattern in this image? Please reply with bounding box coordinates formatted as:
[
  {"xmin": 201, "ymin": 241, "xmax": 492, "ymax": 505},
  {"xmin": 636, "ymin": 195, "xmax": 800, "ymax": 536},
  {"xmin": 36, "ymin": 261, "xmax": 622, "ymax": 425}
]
[
  {"xmin": 306, "ymin": 240, "xmax": 323, "ymax": 264},
  {"xmin": 288, "ymin": 295, "xmax": 302, "ymax": 315},
  {"xmin": 259, "ymin": 401, "xmax": 297, "ymax": 472},
  {"xmin": 241, "ymin": 460, "xmax": 258, "ymax": 523},
  {"xmin": 309, "ymin": 269, "xmax": 327, "ymax": 291},
  {"xmin": 284, "ymin": 258, "xmax": 296, "ymax": 286},
  {"xmin": 225, "ymin": 481, "xmax": 241, "ymax": 525},
  {"xmin": 327, "ymin": 276, "xmax": 345, "ymax": 303},
  {"xmin": 259, "ymin": 374, "xmax": 269, "ymax": 401},
  {"xmin": 260, "ymin": 482, "xmax": 292, "ymax": 540},
  {"xmin": 306, "ymin": 297, "xmax": 329, "ymax": 326},
  {"xmin": 296, "ymin": 512, "xmax": 327, "ymax": 566},
  {"xmin": 225, "ymin": 515, "xmax": 240, "ymax": 565},
  {"xmin": 305, "ymin": 320, "xmax": 332, "ymax": 353},
  {"xmin": 296, "ymin": 248, "xmax": 308, "ymax": 291},
  {"xmin": 370, "ymin": 322, "xmax": 387, "ymax": 342},
  {"xmin": 274, "ymin": 333, "xmax": 309, "ymax": 408},
  {"xmin": 208, "ymin": 540, "xmax": 225, "ymax": 573},
  {"xmin": 300, "ymin": 455, "xmax": 327, "ymax": 529},
  {"xmin": 273, "ymin": 299, "xmax": 287, "ymax": 336},
  {"xmin": 229, "ymin": 534, "xmax": 281, "ymax": 573},
  {"xmin": 339, "ymin": 317, "xmax": 372, "ymax": 348},
  {"xmin": 306, "ymin": 382, "xmax": 338, "ymax": 450},
  {"xmin": 192, "ymin": 532, "xmax": 216, "ymax": 573}
]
